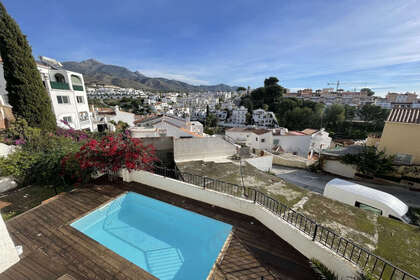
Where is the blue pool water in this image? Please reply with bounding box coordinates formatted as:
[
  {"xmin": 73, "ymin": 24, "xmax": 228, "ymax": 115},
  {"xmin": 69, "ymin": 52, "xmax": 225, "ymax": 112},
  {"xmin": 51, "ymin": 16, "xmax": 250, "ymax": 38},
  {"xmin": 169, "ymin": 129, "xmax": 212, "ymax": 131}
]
[{"xmin": 71, "ymin": 192, "xmax": 232, "ymax": 280}]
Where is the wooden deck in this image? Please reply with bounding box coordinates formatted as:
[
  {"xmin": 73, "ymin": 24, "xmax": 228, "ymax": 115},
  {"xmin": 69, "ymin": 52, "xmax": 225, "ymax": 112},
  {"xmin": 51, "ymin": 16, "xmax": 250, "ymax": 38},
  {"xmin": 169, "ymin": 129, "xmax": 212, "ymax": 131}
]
[{"xmin": 1, "ymin": 182, "xmax": 317, "ymax": 280}]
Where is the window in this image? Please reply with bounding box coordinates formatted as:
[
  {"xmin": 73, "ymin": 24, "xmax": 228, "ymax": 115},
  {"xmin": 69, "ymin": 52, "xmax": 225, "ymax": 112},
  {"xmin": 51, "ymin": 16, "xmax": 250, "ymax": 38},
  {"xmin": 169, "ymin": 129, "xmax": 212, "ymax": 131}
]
[
  {"xmin": 256, "ymin": 137, "xmax": 258, "ymax": 141},
  {"xmin": 273, "ymin": 139, "xmax": 279, "ymax": 145},
  {"xmin": 54, "ymin": 73, "xmax": 66, "ymax": 83},
  {"xmin": 71, "ymin": 75, "xmax": 83, "ymax": 85},
  {"xmin": 355, "ymin": 201, "xmax": 382, "ymax": 216},
  {"xmin": 76, "ymin": 96, "xmax": 84, "ymax": 103},
  {"xmin": 57, "ymin": 95, "xmax": 70, "ymax": 104},
  {"xmin": 62, "ymin": 116, "xmax": 72, "ymax": 123},
  {"xmin": 79, "ymin": 111, "xmax": 89, "ymax": 121},
  {"xmin": 261, "ymin": 138, "xmax": 265, "ymax": 143},
  {"xmin": 394, "ymin": 153, "xmax": 412, "ymax": 165}
]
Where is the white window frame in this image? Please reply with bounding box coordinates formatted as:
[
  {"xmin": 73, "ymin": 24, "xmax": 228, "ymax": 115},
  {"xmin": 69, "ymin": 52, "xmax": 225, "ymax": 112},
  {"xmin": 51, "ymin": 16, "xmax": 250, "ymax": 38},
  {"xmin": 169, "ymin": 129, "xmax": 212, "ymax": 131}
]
[
  {"xmin": 62, "ymin": 116, "xmax": 73, "ymax": 123},
  {"xmin": 76, "ymin": 96, "xmax": 84, "ymax": 104},
  {"xmin": 57, "ymin": 95, "xmax": 70, "ymax": 104}
]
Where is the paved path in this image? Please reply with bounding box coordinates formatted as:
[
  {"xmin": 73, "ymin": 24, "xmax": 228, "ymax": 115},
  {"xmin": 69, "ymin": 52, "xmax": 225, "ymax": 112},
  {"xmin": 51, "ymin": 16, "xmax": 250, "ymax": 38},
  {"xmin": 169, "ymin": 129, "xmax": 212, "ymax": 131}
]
[{"xmin": 272, "ymin": 165, "xmax": 420, "ymax": 208}]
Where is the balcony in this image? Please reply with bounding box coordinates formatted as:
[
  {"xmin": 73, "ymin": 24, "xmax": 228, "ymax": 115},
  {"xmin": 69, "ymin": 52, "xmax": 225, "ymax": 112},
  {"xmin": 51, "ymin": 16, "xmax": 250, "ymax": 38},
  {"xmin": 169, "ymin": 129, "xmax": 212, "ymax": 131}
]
[
  {"xmin": 50, "ymin": 81, "xmax": 70, "ymax": 90},
  {"xmin": 73, "ymin": 85, "xmax": 84, "ymax": 91}
]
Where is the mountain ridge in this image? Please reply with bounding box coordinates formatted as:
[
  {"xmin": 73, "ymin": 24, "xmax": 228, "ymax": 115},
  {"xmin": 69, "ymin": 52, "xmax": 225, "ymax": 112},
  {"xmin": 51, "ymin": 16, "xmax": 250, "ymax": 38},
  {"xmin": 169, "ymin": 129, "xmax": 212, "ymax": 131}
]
[{"xmin": 61, "ymin": 59, "xmax": 236, "ymax": 92}]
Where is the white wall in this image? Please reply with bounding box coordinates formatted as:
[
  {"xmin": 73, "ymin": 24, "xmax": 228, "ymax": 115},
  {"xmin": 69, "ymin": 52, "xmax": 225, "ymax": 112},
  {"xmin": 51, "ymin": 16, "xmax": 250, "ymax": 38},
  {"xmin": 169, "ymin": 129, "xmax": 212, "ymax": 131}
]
[
  {"xmin": 174, "ymin": 137, "xmax": 237, "ymax": 162},
  {"xmin": 245, "ymin": 156, "xmax": 273, "ymax": 172},
  {"xmin": 122, "ymin": 170, "xmax": 358, "ymax": 279},
  {"xmin": 0, "ymin": 62, "xmax": 9, "ymax": 105},
  {"xmin": 274, "ymin": 135, "xmax": 311, "ymax": 157},
  {"xmin": 0, "ymin": 215, "xmax": 19, "ymax": 273},
  {"xmin": 323, "ymin": 159, "xmax": 357, "ymax": 179}
]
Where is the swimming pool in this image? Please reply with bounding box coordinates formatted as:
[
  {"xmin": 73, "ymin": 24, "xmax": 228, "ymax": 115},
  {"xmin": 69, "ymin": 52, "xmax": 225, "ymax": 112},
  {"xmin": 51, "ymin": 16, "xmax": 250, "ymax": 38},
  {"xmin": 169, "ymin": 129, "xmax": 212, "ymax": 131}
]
[{"xmin": 71, "ymin": 192, "xmax": 232, "ymax": 280}]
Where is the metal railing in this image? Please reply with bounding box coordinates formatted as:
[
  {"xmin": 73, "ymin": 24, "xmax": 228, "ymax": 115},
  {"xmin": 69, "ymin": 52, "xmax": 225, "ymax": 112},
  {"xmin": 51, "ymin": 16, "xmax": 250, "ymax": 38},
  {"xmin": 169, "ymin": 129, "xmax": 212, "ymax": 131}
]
[
  {"xmin": 73, "ymin": 85, "xmax": 84, "ymax": 91},
  {"xmin": 151, "ymin": 166, "xmax": 419, "ymax": 280},
  {"xmin": 50, "ymin": 81, "xmax": 70, "ymax": 90}
]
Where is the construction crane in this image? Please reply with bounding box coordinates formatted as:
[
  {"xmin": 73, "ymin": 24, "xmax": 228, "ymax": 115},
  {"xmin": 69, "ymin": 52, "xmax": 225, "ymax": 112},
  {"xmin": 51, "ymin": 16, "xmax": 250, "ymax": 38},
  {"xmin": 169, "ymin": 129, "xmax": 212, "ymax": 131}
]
[
  {"xmin": 327, "ymin": 81, "xmax": 368, "ymax": 91},
  {"xmin": 327, "ymin": 80, "xmax": 341, "ymax": 91}
]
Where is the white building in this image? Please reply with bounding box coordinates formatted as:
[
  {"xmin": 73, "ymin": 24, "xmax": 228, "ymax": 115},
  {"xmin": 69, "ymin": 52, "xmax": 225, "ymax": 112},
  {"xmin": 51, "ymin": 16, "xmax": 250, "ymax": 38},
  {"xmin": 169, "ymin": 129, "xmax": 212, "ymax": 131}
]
[
  {"xmin": 216, "ymin": 110, "xmax": 228, "ymax": 121},
  {"xmin": 231, "ymin": 106, "xmax": 247, "ymax": 125},
  {"xmin": 135, "ymin": 115, "xmax": 204, "ymax": 138},
  {"xmin": 252, "ymin": 109, "xmax": 278, "ymax": 128},
  {"xmin": 225, "ymin": 128, "xmax": 273, "ymax": 151},
  {"xmin": 273, "ymin": 128, "xmax": 331, "ymax": 159},
  {"xmin": 91, "ymin": 105, "xmax": 136, "ymax": 131},
  {"xmin": 0, "ymin": 58, "xmax": 14, "ymax": 129},
  {"xmin": 37, "ymin": 56, "xmax": 93, "ymax": 131}
]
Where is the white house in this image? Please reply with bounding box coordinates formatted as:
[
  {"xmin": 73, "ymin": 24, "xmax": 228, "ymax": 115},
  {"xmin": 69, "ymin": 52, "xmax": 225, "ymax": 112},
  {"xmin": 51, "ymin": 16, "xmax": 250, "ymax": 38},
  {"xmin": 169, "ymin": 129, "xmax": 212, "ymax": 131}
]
[
  {"xmin": 252, "ymin": 109, "xmax": 278, "ymax": 128},
  {"xmin": 231, "ymin": 106, "xmax": 247, "ymax": 125},
  {"xmin": 273, "ymin": 128, "xmax": 332, "ymax": 159},
  {"xmin": 225, "ymin": 127, "xmax": 273, "ymax": 151},
  {"xmin": 37, "ymin": 56, "xmax": 93, "ymax": 131},
  {"xmin": 90, "ymin": 105, "xmax": 136, "ymax": 131}
]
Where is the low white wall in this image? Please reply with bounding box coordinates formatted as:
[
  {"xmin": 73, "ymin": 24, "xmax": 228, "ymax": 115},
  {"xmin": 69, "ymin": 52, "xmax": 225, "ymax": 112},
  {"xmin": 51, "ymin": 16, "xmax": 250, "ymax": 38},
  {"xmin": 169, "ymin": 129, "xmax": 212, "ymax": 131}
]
[
  {"xmin": 0, "ymin": 214, "xmax": 19, "ymax": 273},
  {"xmin": 174, "ymin": 137, "xmax": 237, "ymax": 162},
  {"xmin": 122, "ymin": 170, "xmax": 358, "ymax": 278},
  {"xmin": 323, "ymin": 159, "xmax": 357, "ymax": 179},
  {"xmin": 245, "ymin": 156, "xmax": 273, "ymax": 172}
]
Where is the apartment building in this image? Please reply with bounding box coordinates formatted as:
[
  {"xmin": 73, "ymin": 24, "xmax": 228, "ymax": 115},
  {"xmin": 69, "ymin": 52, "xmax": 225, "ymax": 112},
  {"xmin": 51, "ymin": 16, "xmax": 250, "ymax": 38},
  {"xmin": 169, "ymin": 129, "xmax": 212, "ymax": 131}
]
[
  {"xmin": 0, "ymin": 58, "xmax": 15, "ymax": 129},
  {"xmin": 252, "ymin": 109, "xmax": 279, "ymax": 128},
  {"xmin": 37, "ymin": 56, "xmax": 93, "ymax": 131},
  {"xmin": 231, "ymin": 106, "xmax": 247, "ymax": 125}
]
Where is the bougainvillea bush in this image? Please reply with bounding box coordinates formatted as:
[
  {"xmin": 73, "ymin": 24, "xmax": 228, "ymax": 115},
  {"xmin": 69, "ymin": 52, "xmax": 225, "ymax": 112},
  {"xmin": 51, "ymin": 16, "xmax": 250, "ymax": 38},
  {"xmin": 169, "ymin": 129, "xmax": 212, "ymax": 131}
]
[{"xmin": 71, "ymin": 132, "xmax": 158, "ymax": 180}]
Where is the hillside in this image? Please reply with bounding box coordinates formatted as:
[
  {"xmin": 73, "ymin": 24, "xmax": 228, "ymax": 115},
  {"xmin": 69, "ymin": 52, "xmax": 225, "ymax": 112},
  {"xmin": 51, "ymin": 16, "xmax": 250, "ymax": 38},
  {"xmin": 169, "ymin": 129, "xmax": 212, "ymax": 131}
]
[{"xmin": 62, "ymin": 59, "xmax": 236, "ymax": 92}]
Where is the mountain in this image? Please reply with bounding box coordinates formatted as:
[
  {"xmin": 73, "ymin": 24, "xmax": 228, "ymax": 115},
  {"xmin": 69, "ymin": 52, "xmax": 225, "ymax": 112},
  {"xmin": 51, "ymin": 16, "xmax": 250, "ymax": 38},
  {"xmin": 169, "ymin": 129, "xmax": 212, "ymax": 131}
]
[{"xmin": 62, "ymin": 59, "xmax": 236, "ymax": 92}]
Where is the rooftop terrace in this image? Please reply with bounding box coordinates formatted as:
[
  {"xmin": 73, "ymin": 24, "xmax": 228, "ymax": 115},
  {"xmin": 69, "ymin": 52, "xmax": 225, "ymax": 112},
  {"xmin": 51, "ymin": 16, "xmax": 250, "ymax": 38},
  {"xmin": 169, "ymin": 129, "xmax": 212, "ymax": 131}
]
[{"xmin": 1, "ymin": 182, "xmax": 317, "ymax": 280}]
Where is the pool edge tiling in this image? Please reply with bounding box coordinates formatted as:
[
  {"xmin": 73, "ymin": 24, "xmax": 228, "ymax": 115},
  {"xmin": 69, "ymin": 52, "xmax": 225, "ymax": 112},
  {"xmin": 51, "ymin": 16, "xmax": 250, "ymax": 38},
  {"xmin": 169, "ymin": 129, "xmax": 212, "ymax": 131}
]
[{"xmin": 71, "ymin": 192, "xmax": 232, "ymax": 280}]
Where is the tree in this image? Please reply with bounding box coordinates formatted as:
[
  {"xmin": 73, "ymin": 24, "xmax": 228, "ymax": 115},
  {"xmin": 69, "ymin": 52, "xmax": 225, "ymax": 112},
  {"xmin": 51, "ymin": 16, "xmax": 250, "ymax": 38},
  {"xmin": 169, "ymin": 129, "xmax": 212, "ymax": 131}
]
[
  {"xmin": 264, "ymin": 77, "xmax": 279, "ymax": 87},
  {"xmin": 205, "ymin": 113, "xmax": 218, "ymax": 127},
  {"xmin": 358, "ymin": 104, "xmax": 388, "ymax": 123},
  {"xmin": 342, "ymin": 146, "xmax": 394, "ymax": 177},
  {"xmin": 361, "ymin": 88, "xmax": 375, "ymax": 97},
  {"xmin": 236, "ymin": 86, "xmax": 246, "ymax": 92},
  {"xmin": 344, "ymin": 105, "xmax": 357, "ymax": 120},
  {"xmin": 324, "ymin": 104, "xmax": 345, "ymax": 128},
  {"xmin": 262, "ymin": 104, "xmax": 269, "ymax": 111},
  {"xmin": 0, "ymin": 2, "xmax": 56, "ymax": 130}
]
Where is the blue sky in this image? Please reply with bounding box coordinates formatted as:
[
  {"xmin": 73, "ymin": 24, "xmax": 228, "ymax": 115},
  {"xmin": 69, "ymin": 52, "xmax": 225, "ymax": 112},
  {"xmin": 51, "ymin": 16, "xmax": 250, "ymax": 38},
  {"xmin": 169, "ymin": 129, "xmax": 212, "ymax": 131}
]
[{"xmin": 3, "ymin": 0, "xmax": 420, "ymax": 96}]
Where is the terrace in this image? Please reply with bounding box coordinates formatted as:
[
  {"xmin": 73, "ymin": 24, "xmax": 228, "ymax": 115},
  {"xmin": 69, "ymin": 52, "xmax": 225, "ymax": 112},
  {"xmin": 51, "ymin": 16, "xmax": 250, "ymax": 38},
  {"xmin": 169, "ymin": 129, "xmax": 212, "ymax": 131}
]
[{"xmin": 0, "ymin": 181, "xmax": 317, "ymax": 280}]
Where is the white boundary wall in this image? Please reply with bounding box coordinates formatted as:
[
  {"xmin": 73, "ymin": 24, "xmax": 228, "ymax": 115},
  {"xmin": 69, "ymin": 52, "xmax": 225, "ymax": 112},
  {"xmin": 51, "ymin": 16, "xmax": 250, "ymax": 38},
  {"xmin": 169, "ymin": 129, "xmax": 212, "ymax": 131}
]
[
  {"xmin": 122, "ymin": 169, "xmax": 359, "ymax": 278},
  {"xmin": 0, "ymin": 214, "xmax": 19, "ymax": 273},
  {"xmin": 245, "ymin": 155, "xmax": 273, "ymax": 172}
]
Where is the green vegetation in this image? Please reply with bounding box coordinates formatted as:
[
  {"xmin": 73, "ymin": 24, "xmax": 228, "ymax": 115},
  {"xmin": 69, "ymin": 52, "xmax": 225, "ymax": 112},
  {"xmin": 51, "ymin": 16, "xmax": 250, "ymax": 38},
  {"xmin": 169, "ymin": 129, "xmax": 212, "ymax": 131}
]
[
  {"xmin": 0, "ymin": 2, "xmax": 56, "ymax": 130},
  {"xmin": 0, "ymin": 119, "xmax": 87, "ymax": 186},
  {"xmin": 310, "ymin": 259, "xmax": 337, "ymax": 280},
  {"xmin": 374, "ymin": 217, "xmax": 420, "ymax": 277},
  {"xmin": 342, "ymin": 146, "xmax": 394, "ymax": 177},
  {"xmin": 240, "ymin": 77, "xmax": 388, "ymax": 139},
  {"xmin": 102, "ymin": 97, "xmax": 152, "ymax": 114}
]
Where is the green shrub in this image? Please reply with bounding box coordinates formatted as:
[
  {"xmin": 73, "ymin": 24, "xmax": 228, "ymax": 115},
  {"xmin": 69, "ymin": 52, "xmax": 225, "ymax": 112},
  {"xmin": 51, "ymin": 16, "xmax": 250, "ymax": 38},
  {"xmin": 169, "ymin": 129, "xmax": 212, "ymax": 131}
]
[
  {"xmin": 0, "ymin": 149, "xmax": 41, "ymax": 184},
  {"xmin": 0, "ymin": 119, "xmax": 88, "ymax": 186}
]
